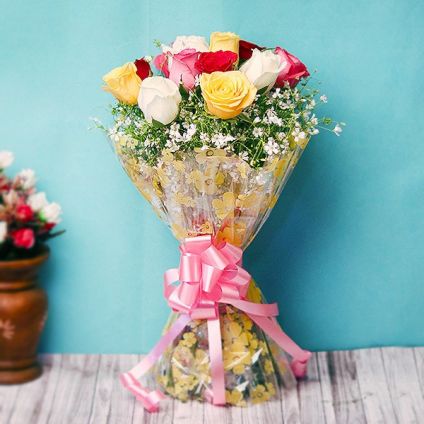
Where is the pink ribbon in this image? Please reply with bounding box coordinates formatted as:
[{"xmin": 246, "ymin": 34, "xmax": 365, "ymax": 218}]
[{"xmin": 121, "ymin": 235, "xmax": 311, "ymax": 412}]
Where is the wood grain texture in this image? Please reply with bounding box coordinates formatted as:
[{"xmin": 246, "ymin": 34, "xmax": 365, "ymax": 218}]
[
  {"xmin": 0, "ymin": 348, "xmax": 423, "ymax": 423},
  {"xmin": 382, "ymin": 347, "xmax": 424, "ymax": 423},
  {"xmin": 354, "ymin": 348, "xmax": 396, "ymax": 424}
]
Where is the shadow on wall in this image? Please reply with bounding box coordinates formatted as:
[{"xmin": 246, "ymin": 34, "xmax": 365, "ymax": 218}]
[{"xmin": 245, "ymin": 136, "xmax": 343, "ymax": 346}]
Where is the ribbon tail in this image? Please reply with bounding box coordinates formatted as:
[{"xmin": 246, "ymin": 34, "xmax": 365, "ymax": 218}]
[
  {"xmin": 121, "ymin": 314, "xmax": 191, "ymax": 411},
  {"xmin": 207, "ymin": 318, "xmax": 226, "ymax": 405},
  {"xmin": 248, "ymin": 314, "xmax": 311, "ymax": 378}
]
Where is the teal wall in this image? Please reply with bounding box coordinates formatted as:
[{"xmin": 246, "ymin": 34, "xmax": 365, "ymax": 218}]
[{"xmin": 1, "ymin": 0, "xmax": 423, "ymax": 353}]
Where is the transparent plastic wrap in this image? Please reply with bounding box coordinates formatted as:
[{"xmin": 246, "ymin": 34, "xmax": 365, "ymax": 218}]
[{"xmin": 114, "ymin": 141, "xmax": 306, "ymax": 406}]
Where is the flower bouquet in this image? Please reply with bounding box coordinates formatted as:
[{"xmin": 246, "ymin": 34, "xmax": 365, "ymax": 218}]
[
  {"xmin": 100, "ymin": 32, "xmax": 342, "ymax": 411},
  {"xmin": 0, "ymin": 152, "xmax": 63, "ymax": 258}
]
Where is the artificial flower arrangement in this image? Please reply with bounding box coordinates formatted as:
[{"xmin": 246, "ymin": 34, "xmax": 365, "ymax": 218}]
[
  {"xmin": 0, "ymin": 151, "xmax": 63, "ymax": 259},
  {"xmin": 100, "ymin": 32, "xmax": 343, "ymax": 412}
]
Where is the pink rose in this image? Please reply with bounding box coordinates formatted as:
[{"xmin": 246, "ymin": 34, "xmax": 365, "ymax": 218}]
[
  {"xmin": 274, "ymin": 47, "xmax": 309, "ymax": 87},
  {"xmin": 168, "ymin": 48, "xmax": 200, "ymax": 90},
  {"xmin": 153, "ymin": 53, "xmax": 170, "ymax": 77}
]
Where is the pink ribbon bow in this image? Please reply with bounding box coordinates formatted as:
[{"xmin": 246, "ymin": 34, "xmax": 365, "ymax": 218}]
[{"xmin": 121, "ymin": 235, "xmax": 311, "ymax": 412}]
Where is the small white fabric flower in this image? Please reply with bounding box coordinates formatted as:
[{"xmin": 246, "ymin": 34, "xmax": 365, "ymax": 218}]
[
  {"xmin": 16, "ymin": 169, "xmax": 36, "ymax": 189},
  {"xmin": 0, "ymin": 151, "xmax": 14, "ymax": 169},
  {"xmin": 40, "ymin": 202, "xmax": 62, "ymax": 224},
  {"xmin": 28, "ymin": 192, "xmax": 48, "ymax": 212},
  {"xmin": 320, "ymin": 95, "xmax": 328, "ymax": 103},
  {"xmin": 0, "ymin": 221, "xmax": 7, "ymax": 243}
]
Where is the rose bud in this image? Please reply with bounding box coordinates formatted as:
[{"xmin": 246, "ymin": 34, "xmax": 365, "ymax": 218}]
[
  {"xmin": 134, "ymin": 57, "xmax": 152, "ymax": 80},
  {"xmin": 239, "ymin": 40, "xmax": 265, "ymax": 61},
  {"xmin": 153, "ymin": 53, "xmax": 170, "ymax": 77}
]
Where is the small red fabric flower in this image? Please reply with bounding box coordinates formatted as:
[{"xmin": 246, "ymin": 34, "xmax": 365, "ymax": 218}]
[
  {"xmin": 16, "ymin": 204, "xmax": 34, "ymax": 222},
  {"xmin": 195, "ymin": 50, "xmax": 238, "ymax": 74},
  {"xmin": 12, "ymin": 228, "xmax": 35, "ymax": 249},
  {"xmin": 239, "ymin": 40, "xmax": 265, "ymax": 61},
  {"xmin": 134, "ymin": 58, "xmax": 152, "ymax": 80}
]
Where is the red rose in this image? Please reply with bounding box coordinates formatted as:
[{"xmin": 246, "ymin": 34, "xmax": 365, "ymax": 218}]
[
  {"xmin": 16, "ymin": 204, "xmax": 34, "ymax": 222},
  {"xmin": 12, "ymin": 228, "xmax": 35, "ymax": 249},
  {"xmin": 195, "ymin": 50, "xmax": 238, "ymax": 74},
  {"xmin": 153, "ymin": 53, "xmax": 170, "ymax": 77},
  {"xmin": 134, "ymin": 58, "xmax": 151, "ymax": 80},
  {"xmin": 274, "ymin": 47, "xmax": 309, "ymax": 87},
  {"xmin": 239, "ymin": 40, "xmax": 264, "ymax": 61}
]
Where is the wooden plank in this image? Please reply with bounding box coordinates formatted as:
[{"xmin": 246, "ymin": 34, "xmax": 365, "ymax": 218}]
[
  {"xmin": 281, "ymin": 379, "xmax": 301, "ymax": 424},
  {"xmin": 382, "ymin": 347, "xmax": 424, "ymax": 423},
  {"xmin": 413, "ymin": 347, "xmax": 424, "ymax": 398},
  {"xmin": 326, "ymin": 350, "xmax": 366, "ymax": 423},
  {"xmin": 6, "ymin": 355, "xmax": 61, "ymax": 424},
  {"xmin": 173, "ymin": 399, "xmax": 204, "ymax": 424},
  {"xmin": 42, "ymin": 354, "xmax": 100, "ymax": 424},
  {"xmin": 131, "ymin": 355, "xmax": 174, "ymax": 424},
  {"xmin": 88, "ymin": 354, "xmax": 138, "ymax": 423},
  {"xmin": 354, "ymin": 348, "xmax": 396, "ymax": 423},
  {"xmin": 204, "ymin": 401, "xmax": 231, "ymax": 424},
  {"xmin": 0, "ymin": 374, "xmax": 21, "ymax": 423},
  {"xmin": 316, "ymin": 351, "xmax": 337, "ymax": 424},
  {"xmin": 297, "ymin": 353, "xmax": 326, "ymax": 423}
]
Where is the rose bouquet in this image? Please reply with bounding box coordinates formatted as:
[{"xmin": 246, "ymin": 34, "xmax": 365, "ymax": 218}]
[
  {"xmin": 100, "ymin": 32, "xmax": 342, "ymax": 411},
  {"xmin": 0, "ymin": 151, "xmax": 63, "ymax": 259}
]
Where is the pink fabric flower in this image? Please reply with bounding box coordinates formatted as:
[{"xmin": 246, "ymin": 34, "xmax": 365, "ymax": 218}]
[
  {"xmin": 168, "ymin": 48, "xmax": 200, "ymax": 90},
  {"xmin": 274, "ymin": 47, "xmax": 309, "ymax": 87},
  {"xmin": 153, "ymin": 53, "xmax": 170, "ymax": 77}
]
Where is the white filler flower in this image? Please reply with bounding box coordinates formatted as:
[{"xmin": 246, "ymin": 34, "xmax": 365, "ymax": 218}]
[
  {"xmin": 27, "ymin": 192, "xmax": 49, "ymax": 212},
  {"xmin": 41, "ymin": 202, "xmax": 62, "ymax": 224},
  {"xmin": 0, "ymin": 222, "xmax": 7, "ymax": 243},
  {"xmin": 0, "ymin": 151, "xmax": 14, "ymax": 169},
  {"xmin": 16, "ymin": 169, "xmax": 36, "ymax": 189}
]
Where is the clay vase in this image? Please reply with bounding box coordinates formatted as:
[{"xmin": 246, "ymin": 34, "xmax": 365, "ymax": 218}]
[{"xmin": 0, "ymin": 245, "xmax": 49, "ymax": 384}]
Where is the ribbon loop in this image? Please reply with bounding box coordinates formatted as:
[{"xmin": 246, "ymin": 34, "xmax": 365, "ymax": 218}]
[{"xmin": 122, "ymin": 236, "xmax": 311, "ymax": 412}]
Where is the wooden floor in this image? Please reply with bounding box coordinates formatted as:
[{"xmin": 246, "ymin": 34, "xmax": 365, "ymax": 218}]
[{"xmin": 0, "ymin": 348, "xmax": 423, "ymax": 423}]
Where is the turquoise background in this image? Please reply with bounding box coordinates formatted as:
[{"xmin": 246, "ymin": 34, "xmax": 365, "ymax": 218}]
[{"xmin": 1, "ymin": 0, "xmax": 423, "ymax": 353}]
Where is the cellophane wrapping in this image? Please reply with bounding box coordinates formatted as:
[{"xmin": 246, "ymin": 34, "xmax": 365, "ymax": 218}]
[{"xmin": 114, "ymin": 139, "xmax": 306, "ymax": 406}]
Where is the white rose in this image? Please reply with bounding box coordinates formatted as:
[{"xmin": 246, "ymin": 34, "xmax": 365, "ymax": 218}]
[
  {"xmin": 0, "ymin": 222, "xmax": 7, "ymax": 243},
  {"xmin": 28, "ymin": 192, "xmax": 48, "ymax": 212},
  {"xmin": 163, "ymin": 35, "xmax": 209, "ymax": 54},
  {"xmin": 41, "ymin": 202, "xmax": 62, "ymax": 224},
  {"xmin": 138, "ymin": 76, "xmax": 182, "ymax": 125},
  {"xmin": 16, "ymin": 169, "xmax": 36, "ymax": 189},
  {"xmin": 0, "ymin": 151, "xmax": 14, "ymax": 169},
  {"xmin": 240, "ymin": 49, "xmax": 283, "ymax": 91}
]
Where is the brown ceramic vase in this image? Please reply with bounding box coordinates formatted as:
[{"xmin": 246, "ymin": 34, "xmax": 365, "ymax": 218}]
[{"xmin": 0, "ymin": 245, "xmax": 49, "ymax": 384}]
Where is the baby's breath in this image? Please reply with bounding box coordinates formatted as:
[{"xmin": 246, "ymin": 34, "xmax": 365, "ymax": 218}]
[{"xmin": 105, "ymin": 78, "xmax": 340, "ymax": 168}]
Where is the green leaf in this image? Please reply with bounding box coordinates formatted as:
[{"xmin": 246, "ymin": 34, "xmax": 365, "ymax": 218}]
[
  {"xmin": 151, "ymin": 118, "xmax": 165, "ymax": 128},
  {"xmin": 238, "ymin": 113, "xmax": 253, "ymax": 124},
  {"xmin": 257, "ymin": 86, "xmax": 268, "ymax": 96},
  {"xmin": 179, "ymin": 83, "xmax": 189, "ymax": 100}
]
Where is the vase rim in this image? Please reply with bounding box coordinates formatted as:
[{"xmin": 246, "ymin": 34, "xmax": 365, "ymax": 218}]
[{"xmin": 0, "ymin": 244, "xmax": 50, "ymax": 269}]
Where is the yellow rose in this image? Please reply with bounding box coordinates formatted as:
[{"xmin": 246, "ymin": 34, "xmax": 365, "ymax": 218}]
[
  {"xmin": 102, "ymin": 62, "xmax": 141, "ymax": 105},
  {"xmin": 210, "ymin": 31, "xmax": 240, "ymax": 56},
  {"xmin": 200, "ymin": 71, "xmax": 257, "ymax": 119}
]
